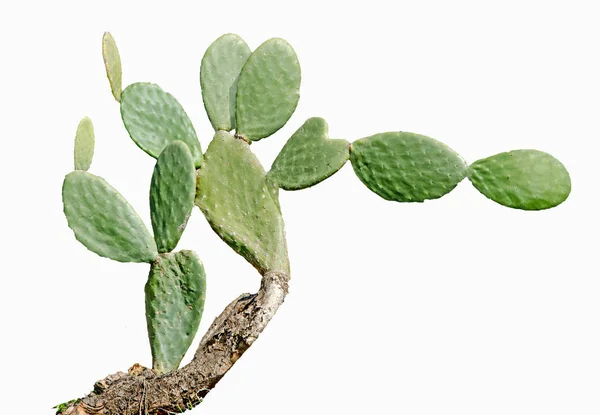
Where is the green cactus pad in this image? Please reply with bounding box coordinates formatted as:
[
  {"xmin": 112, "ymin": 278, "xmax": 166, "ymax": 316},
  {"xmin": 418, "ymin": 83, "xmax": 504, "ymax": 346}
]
[
  {"xmin": 145, "ymin": 250, "xmax": 206, "ymax": 374},
  {"xmin": 468, "ymin": 149, "xmax": 571, "ymax": 210},
  {"xmin": 350, "ymin": 132, "xmax": 468, "ymax": 202},
  {"xmin": 200, "ymin": 34, "xmax": 251, "ymax": 132},
  {"xmin": 102, "ymin": 32, "xmax": 122, "ymax": 102},
  {"xmin": 235, "ymin": 38, "xmax": 301, "ymax": 141},
  {"xmin": 266, "ymin": 176, "xmax": 281, "ymax": 213},
  {"xmin": 62, "ymin": 171, "xmax": 158, "ymax": 263},
  {"xmin": 74, "ymin": 117, "xmax": 95, "ymax": 171},
  {"xmin": 150, "ymin": 141, "xmax": 196, "ymax": 253},
  {"xmin": 268, "ymin": 117, "xmax": 349, "ymax": 190},
  {"xmin": 120, "ymin": 82, "xmax": 203, "ymax": 167},
  {"xmin": 196, "ymin": 131, "xmax": 289, "ymax": 274}
]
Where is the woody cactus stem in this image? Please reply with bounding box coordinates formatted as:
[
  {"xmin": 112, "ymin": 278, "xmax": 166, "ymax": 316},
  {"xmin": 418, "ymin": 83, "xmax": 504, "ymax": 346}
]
[{"xmin": 60, "ymin": 271, "xmax": 288, "ymax": 415}]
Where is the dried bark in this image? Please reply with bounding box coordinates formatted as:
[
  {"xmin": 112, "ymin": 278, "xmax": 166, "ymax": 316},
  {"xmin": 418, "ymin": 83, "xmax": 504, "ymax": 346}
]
[{"xmin": 60, "ymin": 270, "xmax": 289, "ymax": 415}]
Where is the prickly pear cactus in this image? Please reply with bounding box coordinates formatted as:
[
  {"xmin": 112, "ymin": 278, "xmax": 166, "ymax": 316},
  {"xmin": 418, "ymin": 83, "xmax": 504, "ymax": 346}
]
[
  {"xmin": 200, "ymin": 33, "xmax": 251, "ymax": 132},
  {"xmin": 268, "ymin": 117, "xmax": 350, "ymax": 190},
  {"xmin": 58, "ymin": 32, "xmax": 574, "ymax": 413},
  {"xmin": 150, "ymin": 141, "xmax": 196, "ymax": 253},
  {"xmin": 102, "ymin": 32, "xmax": 122, "ymax": 102},
  {"xmin": 120, "ymin": 82, "xmax": 203, "ymax": 167},
  {"xmin": 235, "ymin": 38, "xmax": 301, "ymax": 141},
  {"xmin": 63, "ymin": 171, "xmax": 158, "ymax": 263},
  {"xmin": 350, "ymin": 132, "xmax": 468, "ymax": 202},
  {"xmin": 74, "ymin": 116, "xmax": 94, "ymax": 171},
  {"xmin": 196, "ymin": 131, "xmax": 289, "ymax": 274},
  {"xmin": 63, "ymin": 110, "xmax": 208, "ymax": 376},
  {"xmin": 468, "ymin": 149, "xmax": 571, "ymax": 210},
  {"xmin": 145, "ymin": 250, "xmax": 206, "ymax": 374}
]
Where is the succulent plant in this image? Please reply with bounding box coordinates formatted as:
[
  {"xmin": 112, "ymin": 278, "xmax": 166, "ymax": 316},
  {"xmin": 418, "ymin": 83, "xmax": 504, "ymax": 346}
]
[{"xmin": 58, "ymin": 32, "xmax": 571, "ymax": 415}]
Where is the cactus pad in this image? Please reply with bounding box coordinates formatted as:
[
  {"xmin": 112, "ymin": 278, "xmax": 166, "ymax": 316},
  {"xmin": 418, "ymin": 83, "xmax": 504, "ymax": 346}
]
[
  {"xmin": 145, "ymin": 250, "xmax": 206, "ymax": 373},
  {"xmin": 200, "ymin": 34, "xmax": 251, "ymax": 132},
  {"xmin": 235, "ymin": 38, "xmax": 301, "ymax": 141},
  {"xmin": 120, "ymin": 82, "xmax": 203, "ymax": 167},
  {"xmin": 468, "ymin": 149, "xmax": 571, "ymax": 210},
  {"xmin": 350, "ymin": 132, "xmax": 468, "ymax": 202},
  {"xmin": 102, "ymin": 32, "xmax": 122, "ymax": 102},
  {"xmin": 74, "ymin": 117, "xmax": 95, "ymax": 171},
  {"xmin": 196, "ymin": 131, "xmax": 289, "ymax": 274},
  {"xmin": 62, "ymin": 171, "xmax": 158, "ymax": 263},
  {"xmin": 268, "ymin": 117, "xmax": 349, "ymax": 190},
  {"xmin": 150, "ymin": 141, "xmax": 196, "ymax": 253}
]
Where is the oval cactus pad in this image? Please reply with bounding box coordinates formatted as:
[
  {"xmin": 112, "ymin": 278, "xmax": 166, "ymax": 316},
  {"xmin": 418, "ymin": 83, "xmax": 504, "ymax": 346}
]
[
  {"xmin": 102, "ymin": 32, "xmax": 122, "ymax": 102},
  {"xmin": 196, "ymin": 131, "xmax": 289, "ymax": 274},
  {"xmin": 468, "ymin": 149, "xmax": 571, "ymax": 210},
  {"xmin": 62, "ymin": 171, "xmax": 158, "ymax": 263},
  {"xmin": 268, "ymin": 117, "xmax": 349, "ymax": 190},
  {"xmin": 120, "ymin": 82, "xmax": 203, "ymax": 167},
  {"xmin": 350, "ymin": 132, "xmax": 468, "ymax": 202},
  {"xmin": 235, "ymin": 38, "xmax": 301, "ymax": 141},
  {"xmin": 150, "ymin": 141, "xmax": 196, "ymax": 253},
  {"xmin": 74, "ymin": 116, "xmax": 95, "ymax": 171},
  {"xmin": 145, "ymin": 250, "xmax": 206, "ymax": 374},
  {"xmin": 200, "ymin": 34, "xmax": 251, "ymax": 132}
]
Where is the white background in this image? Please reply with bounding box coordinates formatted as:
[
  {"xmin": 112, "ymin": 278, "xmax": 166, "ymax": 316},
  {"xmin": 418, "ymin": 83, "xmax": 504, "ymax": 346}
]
[{"xmin": 1, "ymin": 1, "xmax": 599, "ymax": 414}]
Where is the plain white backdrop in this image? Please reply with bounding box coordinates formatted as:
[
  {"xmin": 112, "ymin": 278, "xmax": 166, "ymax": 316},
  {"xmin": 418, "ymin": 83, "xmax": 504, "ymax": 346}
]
[{"xmin": 1, "ymin": 1, "xmax": 598, "ymax": 413}]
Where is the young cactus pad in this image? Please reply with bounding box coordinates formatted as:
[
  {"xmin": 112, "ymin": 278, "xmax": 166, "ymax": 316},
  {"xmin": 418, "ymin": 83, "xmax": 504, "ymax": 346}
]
[
  {"xmin": 196, "ymin": 131, "xmax": 289, "ymax": 274},
  {"xmin": 150, "ymin": 141, "xmax": 197, "ymax": 253},
  {"xmin": 200, "ymin": 33, "xmax": 251, "ymax": 132},
  {"xmin": 120, "ymin": 82, "xmax": 203, "ymax": 167},
  {"xmin": 468, "ymin": 149, "xmax": 571, "ymax": 210},
  {"xmin": 350, "ymin": 132, "xmax": 468, "ymax": 202},
  {"xmin": 268, "ymin": 117, "xmax": 350, "ymax": 190},
  {"xmin": 235, "ymin": 38, "xmax": 301, "ymax": 141},
  {"xmin": 62, "ymin": 171, "xmax": 158, "ymax": 263},
  {"xmin": 102, "ymin": 32, "xmax": 122, "ymax": 102},
  {"xmin": 73, "ymin": 116, "xmax": 95, "ymax": 171},
  {"xmin": 145, "ymin": 250, "xmax": 206, "ymax": 374}
]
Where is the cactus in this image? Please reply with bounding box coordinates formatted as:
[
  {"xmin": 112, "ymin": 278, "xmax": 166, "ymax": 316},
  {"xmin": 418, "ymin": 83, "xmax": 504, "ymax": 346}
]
[
  {"xmin": 200, "ymin": 33, "xmax": 251, "ymax": 132},
  {"xmin": 63, "ymin": 117, "xmax": 207, "ymax": 375},
  {"xmin": 268, "ymin": 117, "xmax": 350, "ymax": 190},
  {"xmin": 196, "ymin": 131, "xmax": 289, "ymax": 274},
  {"xmin": 235, "ymin": 38, "xmax": 301, "ymax": 141},
  {"xmin": 62, "ymin": 171, "xmax": 158, "ymax": 263},
  {"xmin": 468, "ymin": 149, "xmax": 571, "ymax": 210},
  {"xmin": 150, "ymin": 141, "xmax": 196, "ymax": 253},
  {"xmin": 73, "ymin": 116, "xmax": 94, "ymax": 171},
  {"xmin": 57, "ymin": 32, "xmax": 573, "ymax": 415},
  {"xmin": 102, "ymin": 32, "xmax": 122, "ymax": 102},
  {"xmin": 350, "ymin": 132, "xmax": 468, "ymax": 202},
  {"xmin": 120, "ymin": 82, "xmax": 203, "ymax": 167},
  {"xmin": 145, "ymin": 250, "xmax": 206, "ymax": 374}
]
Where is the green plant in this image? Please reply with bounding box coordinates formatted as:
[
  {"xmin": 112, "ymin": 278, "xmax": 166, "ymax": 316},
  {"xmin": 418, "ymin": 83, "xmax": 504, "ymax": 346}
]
[{"xmin": 57, "ymin": 32, "xmax": 571, "ymax": 415}]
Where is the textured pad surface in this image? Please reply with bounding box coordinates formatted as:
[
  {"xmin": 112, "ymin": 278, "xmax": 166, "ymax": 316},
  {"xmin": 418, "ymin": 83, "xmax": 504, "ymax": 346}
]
[
  {"xmin": 266, "ymin": 176, "xmax": 281, "ymax": 213},
  {"xmin": 196, "ymin": 131, "xmax": 289, "ymax": 274},
  {"xmin": 468, "ymin": 149, "xmax": 571, "ymax": 210},
  {"xmin": 150, "ymin": 141, "xmax": 196, "ymax": 253},
  {"xmin": 62, "ymin": 171, "xmax": 157, "ymax": 263},
  {"xmin": 145, "ymin": 250, "xmax": 206, "ymax": 374},
  {"xmin": 74, "ymin": 117, "xmax": 94, "ymax": 171},
  {"xmin": 350, "ymin": 132, "xmax": 468, "ymax": 202},
  {"xmin": 121, "ymin": 82, "xmax": 203, "ymax": 167},
  {"xmin": 200, "ymin": 34, "xmax": 251, "ymax": 132},
  {"xmin": 268, "ymin": 117, "xmax": 349, "ymax": 190},
  {"xmin": 236, "ymin": 38, "xmax": 301, "ymax": 141},
  {"xmin": 102, "ymin": 32, "xmax": 122, "ymax": 102}
]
